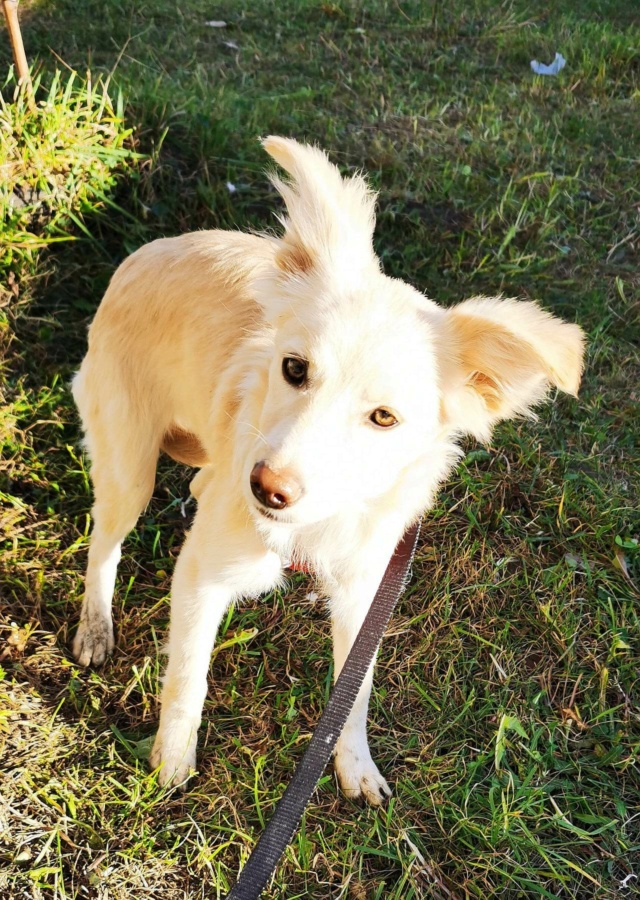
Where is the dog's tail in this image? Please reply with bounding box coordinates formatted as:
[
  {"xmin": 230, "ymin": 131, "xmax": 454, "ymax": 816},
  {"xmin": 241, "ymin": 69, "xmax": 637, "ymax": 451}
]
[{"xmin": 262, "ymin": 136, "xmax": 378, "ymax": 277}]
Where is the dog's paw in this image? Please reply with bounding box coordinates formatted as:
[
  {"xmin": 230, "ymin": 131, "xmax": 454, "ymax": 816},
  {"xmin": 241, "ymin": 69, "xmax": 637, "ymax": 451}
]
[
  {"xmin": 149, "ymin": 729, "xmax": 197, "ymax": 788},
  {"xmin": 73, "ymin": 614, "xmax": 114, "ymax": 666},
  {"xmin": 334, "ymin": 742, "xmax": 392, "ymax": 807}
]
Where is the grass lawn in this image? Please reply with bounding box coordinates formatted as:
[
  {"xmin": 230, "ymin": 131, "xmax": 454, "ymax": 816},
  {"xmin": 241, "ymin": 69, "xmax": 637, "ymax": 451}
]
[{"xmin": 1, "ymin": 0, "xmax": 639, "ymax": 897}]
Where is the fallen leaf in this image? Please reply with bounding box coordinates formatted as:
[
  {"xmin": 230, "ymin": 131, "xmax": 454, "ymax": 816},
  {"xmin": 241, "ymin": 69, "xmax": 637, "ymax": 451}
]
[{"xmin": 614, "ymin": 548, "xmax": 639, "ymax": 594}]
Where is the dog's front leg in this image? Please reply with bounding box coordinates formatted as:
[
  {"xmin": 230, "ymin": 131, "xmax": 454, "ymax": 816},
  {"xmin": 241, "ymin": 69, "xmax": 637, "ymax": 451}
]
[
  {"xmin": 150, "ymin": 497, "xmax": 282, "ymax": 788},
  {"xmin": 149, "ymin": 537, "xmax": 231, "ymax": 787},
  {"xmin": 329, "ymin": 551, "xmax": 401, "ymax": 807}
]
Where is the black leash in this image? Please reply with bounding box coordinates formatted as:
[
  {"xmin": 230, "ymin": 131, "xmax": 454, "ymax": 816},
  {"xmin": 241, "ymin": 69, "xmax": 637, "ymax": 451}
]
[{"xmin": 225, "ymin": 519, "xmax": 421, "ymax": 900}]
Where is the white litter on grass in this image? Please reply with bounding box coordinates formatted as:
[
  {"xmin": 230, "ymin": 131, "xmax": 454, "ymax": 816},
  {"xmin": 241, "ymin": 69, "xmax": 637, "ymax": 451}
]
[
  {"xmin": 402, "ymin": 831, "xmax": 426, "ymax": 866},
  {"xmin": 620, "ymin": 874, "xmax": 637, "ymax": 889},
  {"xmin": 530, "ymin": 52, "xmax": 566, "ymax": 76},
  {"xmin": 304, "ymin": 591, "xmax": 320, "ymax": 602},
  {"xmin": 205, "ymin": 20, "xmax": 226, "ymax": 27},
  {"xmin": 226, "ymin": 181, "xmax": 237, "ymax": 194},
  {"xmin": 223, "ymin": 40, "xmax": 239, "ymax": 50}
]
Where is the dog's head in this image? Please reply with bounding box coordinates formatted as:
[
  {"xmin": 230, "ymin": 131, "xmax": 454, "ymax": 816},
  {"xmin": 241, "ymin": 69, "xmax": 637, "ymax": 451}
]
[{"xmin": 241, "ymin": 137, "xmax": 585, "ymax": 529}]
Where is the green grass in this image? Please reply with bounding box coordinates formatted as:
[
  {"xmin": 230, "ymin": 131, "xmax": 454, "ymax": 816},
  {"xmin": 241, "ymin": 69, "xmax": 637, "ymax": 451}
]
[
  {"xmin": 0, "ymin": 67, "xmax": 136, "ymax": 281},
  {"xmin": 1, "ymin": 1, "xmax": 639, "ymax": 897}
]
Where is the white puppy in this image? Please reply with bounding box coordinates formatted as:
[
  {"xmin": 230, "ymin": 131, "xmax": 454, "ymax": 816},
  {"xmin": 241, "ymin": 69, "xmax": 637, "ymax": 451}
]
[{"xmin": 72, "ymin": 137, "xmax": 585, "ymax": 804}]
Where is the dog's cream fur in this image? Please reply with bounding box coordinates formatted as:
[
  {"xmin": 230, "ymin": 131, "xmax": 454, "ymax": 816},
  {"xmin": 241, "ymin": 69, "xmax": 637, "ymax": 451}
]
[{"xmin": 72, "ymin": 137, "xmax": 585, "ymax": 804}]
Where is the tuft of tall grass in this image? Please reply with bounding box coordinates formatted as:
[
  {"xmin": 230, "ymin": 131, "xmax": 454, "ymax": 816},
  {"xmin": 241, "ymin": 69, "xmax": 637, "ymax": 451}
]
[{"xmin": 0, "ymin": 68, "xmax": 139, "ymax": 285}]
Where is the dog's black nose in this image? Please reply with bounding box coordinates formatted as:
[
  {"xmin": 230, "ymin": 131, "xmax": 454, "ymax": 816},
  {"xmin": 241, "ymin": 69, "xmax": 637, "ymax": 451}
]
[{"xmin": 250, "ymin": 461, "xmax": 302, "ymax": 510}]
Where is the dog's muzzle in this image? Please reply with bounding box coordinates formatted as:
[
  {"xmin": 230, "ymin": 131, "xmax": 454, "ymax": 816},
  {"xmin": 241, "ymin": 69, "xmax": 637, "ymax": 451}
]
[{"xmin": 250, "ymin": 461, "xmax": 302, "ymax": 510}]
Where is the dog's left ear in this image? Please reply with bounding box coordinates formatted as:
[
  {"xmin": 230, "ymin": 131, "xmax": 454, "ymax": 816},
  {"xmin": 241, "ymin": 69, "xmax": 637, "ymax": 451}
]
[{"xmin": 437, "ymin": 297, "xmax": 585, "ymax": 441}]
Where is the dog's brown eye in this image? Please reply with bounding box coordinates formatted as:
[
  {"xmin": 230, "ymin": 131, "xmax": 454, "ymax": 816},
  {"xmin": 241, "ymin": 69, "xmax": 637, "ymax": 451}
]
[
  {"xmin": 282, "ymin": 356, "xmax": 308, "ymax": 388},
  {"xmin": 370, "ymin": 408, "xmax": 398, "ymax": 428}
]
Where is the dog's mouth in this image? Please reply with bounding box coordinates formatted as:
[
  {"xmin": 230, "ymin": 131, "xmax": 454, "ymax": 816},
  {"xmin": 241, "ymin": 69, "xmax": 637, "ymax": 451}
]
[{"xmin": 252, "ymin": 504, "xmax": 293, "ymax": 525}]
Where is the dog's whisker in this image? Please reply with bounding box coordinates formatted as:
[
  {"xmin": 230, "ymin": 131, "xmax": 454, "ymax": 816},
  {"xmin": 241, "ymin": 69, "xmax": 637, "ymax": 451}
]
[{"xmin": 236, "ymin": 419, "xmax": 269, "ymax": 445}]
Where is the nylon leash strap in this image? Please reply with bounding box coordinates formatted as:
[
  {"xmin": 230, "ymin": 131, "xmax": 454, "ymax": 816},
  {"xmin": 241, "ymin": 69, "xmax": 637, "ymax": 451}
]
[{"xmin": 225, "ymin": 519, "xmax": 421, "ymax": 900}]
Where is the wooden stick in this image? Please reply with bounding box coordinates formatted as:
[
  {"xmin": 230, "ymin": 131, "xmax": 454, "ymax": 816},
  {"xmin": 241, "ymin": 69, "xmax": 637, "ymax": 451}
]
[{"xmin": 2, "ymin": 0, "xmax": 35, "ymax": 106}]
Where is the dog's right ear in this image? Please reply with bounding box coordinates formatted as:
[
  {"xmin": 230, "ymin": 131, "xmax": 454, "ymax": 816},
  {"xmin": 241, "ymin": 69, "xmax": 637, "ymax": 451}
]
[{"xmin": 261, "ymin": 136, "xmax": 379, "ymax": 281}]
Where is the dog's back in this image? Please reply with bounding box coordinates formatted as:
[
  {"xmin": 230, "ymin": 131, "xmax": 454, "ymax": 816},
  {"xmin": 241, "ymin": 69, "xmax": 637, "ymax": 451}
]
[{"xmin": 73, "ymin": 230, "xmax": 276, "ymax": 466}]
